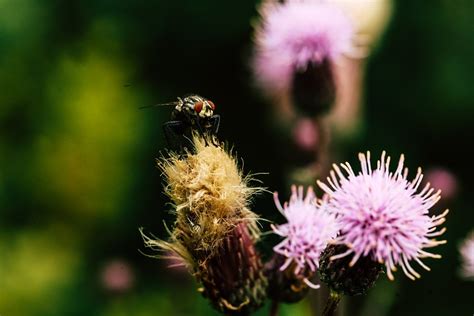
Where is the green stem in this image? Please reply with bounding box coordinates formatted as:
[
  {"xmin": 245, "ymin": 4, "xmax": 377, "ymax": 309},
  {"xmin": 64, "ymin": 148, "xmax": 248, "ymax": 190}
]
[
  {"xmin": 269, "ymin": 300, "xmax": 279, "ymax": 316},
  {"xmin": 322, "ymin": 290, "xmax": 342, "ymax": 316}
]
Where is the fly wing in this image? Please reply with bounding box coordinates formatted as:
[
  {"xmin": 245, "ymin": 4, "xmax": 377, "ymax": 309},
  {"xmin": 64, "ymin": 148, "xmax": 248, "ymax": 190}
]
[{"xmin": 139, "ymin": 101, "xmax": 180, "ymax": 109}]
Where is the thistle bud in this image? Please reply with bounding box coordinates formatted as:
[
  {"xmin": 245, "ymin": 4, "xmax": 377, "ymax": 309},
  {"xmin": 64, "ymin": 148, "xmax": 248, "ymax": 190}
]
[
  {"xmin": 265, "ymin": 253, "xmax": 312, "ymax": 303},
  {"xmin": 142, "ymin": 136, "xmax": 267, "ymax": 315},
  {"xmin": 319, "ymin": 244, "xmax": 383, "ymax": 296},
  {"xmin": 292, "ymin": 59, "xmax": 336, "ymax": 116},
  {"xmin": 200, "ymin": 223, "xmax": 267, "ymax": 315}
]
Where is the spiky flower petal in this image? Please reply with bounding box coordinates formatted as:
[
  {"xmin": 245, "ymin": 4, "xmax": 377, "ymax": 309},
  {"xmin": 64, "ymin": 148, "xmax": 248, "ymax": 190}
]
[
  {"xmin": 272, "ymin": 185, "xmax": 339, "ymax": 288},
  {"xmin": 459, "ymin": 231, "xmax": 474, "ymax": 280},
  {"xmin": 318, "ymin": 151, "xmax": 448, "ymax": 280}
]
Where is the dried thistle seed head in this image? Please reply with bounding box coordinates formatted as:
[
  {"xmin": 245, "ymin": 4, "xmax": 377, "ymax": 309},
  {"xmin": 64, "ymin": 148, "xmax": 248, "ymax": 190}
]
[
  {"xmin": 142, "ymin": 136, "xmax": 267, "ymax": 315},
  {"xmin": 157, "ymin": 136, "xmax": 262, "ymax": 266}
]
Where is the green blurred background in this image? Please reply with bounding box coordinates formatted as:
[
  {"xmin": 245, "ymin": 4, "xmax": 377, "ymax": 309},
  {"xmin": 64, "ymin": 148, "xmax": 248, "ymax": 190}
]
[{"xmin": 0, "ymin": 1, "xmax": 472, "ymax": 315}]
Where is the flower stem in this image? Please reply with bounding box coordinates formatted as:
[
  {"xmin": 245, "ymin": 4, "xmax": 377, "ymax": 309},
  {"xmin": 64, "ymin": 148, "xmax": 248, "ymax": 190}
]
[
  {"xmin": 269, "ymin": 300, "xmax": 279, "ymax": 316},
  {"xmin": 322, "ymin": 290, "xmax": 342, "ymax": 316}
]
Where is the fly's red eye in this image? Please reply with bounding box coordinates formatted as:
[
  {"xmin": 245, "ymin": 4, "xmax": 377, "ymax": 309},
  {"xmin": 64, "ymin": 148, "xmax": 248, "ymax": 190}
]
[
  {"xmin": 194, "ymin": 101, "xmax": 203, "ymax": 113},
  {"xmin": 208, "ymin": 101, "xmax": 215, "ymax": 110}
]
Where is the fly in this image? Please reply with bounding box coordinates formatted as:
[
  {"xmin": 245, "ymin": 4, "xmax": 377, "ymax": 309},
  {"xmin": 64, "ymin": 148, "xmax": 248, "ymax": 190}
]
[{"xmin": 143, "ymin": 94, "xmax": 220, "ymax": 153}]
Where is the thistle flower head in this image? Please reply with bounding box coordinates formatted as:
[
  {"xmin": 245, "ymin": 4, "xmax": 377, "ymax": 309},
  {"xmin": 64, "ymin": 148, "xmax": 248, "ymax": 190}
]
[
  {"xmin": 253, "ymin": 0, "xmax": 353, "ymax": 94},
  {"xmin": 459, "ymin": 231, "xmax": 474, "ymax": 280},
  {"xmin": 425, "ymin": 167, "xmax": 458, "ymax": 200},
  {"xmin": 142, "ymin": 136, "xmax": 267, "ymax": 314},
  {"xmin": 318, "ymin": 151, "xmax": 448, "ymax": 281},
  {"xmin": 272, "ymin": 185, "xmax": 339, "ymax": 288},
  {"xmin": 156, "ymin": 136, "xmax": 261, "ymax": 263}
]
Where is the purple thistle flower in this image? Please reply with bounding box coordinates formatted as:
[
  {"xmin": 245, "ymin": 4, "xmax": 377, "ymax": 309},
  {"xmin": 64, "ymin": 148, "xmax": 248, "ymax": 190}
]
[
  {"xmin": 253, "ymin": 0, "xmax": 353, "ymax": 95},
  {"xmin": 459, "ymin": 231, "xmax": 474, "ymax": 280},
  {"xmin": 317, "ymin": 152, "xmax": 448, "ymax": 281},
  {"xmin": 272, "ymin": 185, "xmax": 339, "ymax": 288}
]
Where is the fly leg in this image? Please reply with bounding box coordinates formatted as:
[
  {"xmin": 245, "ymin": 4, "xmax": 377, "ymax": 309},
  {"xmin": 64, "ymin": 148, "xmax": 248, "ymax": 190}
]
[
  {"xmin": 194, "ymin": 120, "xmax": 210, "ymax": 147},
  {"xmin": 209, "ymin": 115, "xmax": 221, "ymax": 146},
  {"xmin": 163, "ymin": 120, "xmax": 191, "ymax": 154}
]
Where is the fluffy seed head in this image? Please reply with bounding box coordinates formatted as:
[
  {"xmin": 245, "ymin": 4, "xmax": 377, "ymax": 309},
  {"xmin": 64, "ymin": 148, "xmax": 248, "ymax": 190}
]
[
  {"xmin": 459, "ymin": 231, "xmax": 474, "ymax": 280},
  {"xmin": 253, "ymin": 0, "xmax": 353, "ymax": 95},
  {"xmin": 318, "ymin": 151, "xmax": 448, "ymax": 281},
  {"xmin": 272, "ymin": 185, "xmax": 339, "ymax": 288},
  {"xmin": 142, "ymin": 136, "xmax": 261, "ymax": 268},
  {"xmin": 141, "ymin": 136, "xmax": 267, "ymax": 314}
]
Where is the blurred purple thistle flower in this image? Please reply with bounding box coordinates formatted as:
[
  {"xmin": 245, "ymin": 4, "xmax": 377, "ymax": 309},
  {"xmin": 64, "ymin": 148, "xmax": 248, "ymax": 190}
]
[
  {"xmin": 100, "ymin": 259, "xmax": 135, "ymax": 293},
  {"xmin": 318, "ymin": 152, "xmax": 448, "ymax": 281},
  {"xmin": 272, "ymin": 185, "xmax": 339, "ymax": 288},
  {"xmin": 253, "ymin": 0, "xmax": 353, "ymax": 95},
  {"xmin": 459, "ymin": 231, "xmax": 474, "ymax": 280},
  {"xmin": 424, "ymin": 167, "xmax": 458, "ymax": 200}
]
